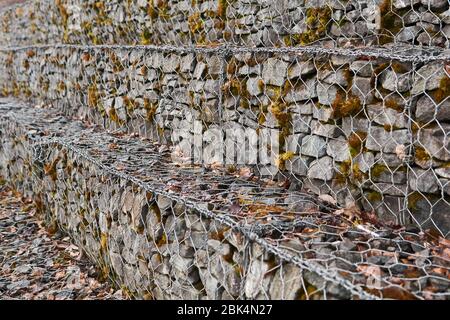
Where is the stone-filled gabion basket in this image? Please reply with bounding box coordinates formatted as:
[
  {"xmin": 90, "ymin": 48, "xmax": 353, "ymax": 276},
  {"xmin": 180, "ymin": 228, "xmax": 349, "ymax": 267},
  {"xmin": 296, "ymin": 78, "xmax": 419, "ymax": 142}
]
[{"xmin": 0, "ymin": 0, "xmax": 449, "ymax": 300}]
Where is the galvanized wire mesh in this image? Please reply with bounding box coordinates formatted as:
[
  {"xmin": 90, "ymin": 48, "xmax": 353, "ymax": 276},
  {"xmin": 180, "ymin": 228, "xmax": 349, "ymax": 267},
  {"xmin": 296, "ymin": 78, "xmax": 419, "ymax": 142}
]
[
  {"xmin": 2, "ymin": 0, "xmax": 450, "ymax": 48},
  {"xmin": 0, "ymin": 0, "xmax": 449, "ymax": 300},
  {"xmin": 1, "ymin": 100, "xmax": 449, "ymax": 300}
]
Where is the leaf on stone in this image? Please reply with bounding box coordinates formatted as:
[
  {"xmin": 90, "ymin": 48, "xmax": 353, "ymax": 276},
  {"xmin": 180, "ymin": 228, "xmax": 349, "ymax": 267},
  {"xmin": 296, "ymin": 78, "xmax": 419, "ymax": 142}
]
[
  {"xmin": 318, "ymin": 194, "xmax": 337, "ymax": 205},
  {"xmin": 334, "ymin": 201, "xmax": 361, "ymax": 221}
]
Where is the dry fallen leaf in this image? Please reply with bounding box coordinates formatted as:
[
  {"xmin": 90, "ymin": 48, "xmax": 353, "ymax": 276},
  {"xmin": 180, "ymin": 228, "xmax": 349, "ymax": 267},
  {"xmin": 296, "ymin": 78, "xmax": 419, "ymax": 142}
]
[
  {"xmin": 238, "ymin": 167, "xmax": 252, "ymax": 178},
  {"xmin": 334, "ymin": 201, "xmax": 361, "ymax": 221}
]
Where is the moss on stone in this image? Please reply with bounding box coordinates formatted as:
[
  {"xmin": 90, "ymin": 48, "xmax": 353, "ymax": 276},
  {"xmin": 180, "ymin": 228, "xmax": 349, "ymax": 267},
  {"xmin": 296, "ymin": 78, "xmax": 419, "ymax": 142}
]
[
  {"xmin": 414, "ymin": 146, "xmax": 431, "ymax": 162},
  {"xmin": 87, "ymin": 84, "xmax": 98, "ymax": 108},
  {"xmin": 140, "ymin": 28, "xmax": 152, "ymax": 45},
  {"xmin": 144, "ymin": 98, "xmax": 158, "ymax": 122},
  {"xmin": 367, "ymin": 191, "xmax": 383, "ymax": 202},
  {"xmin": 384, "ymin": 98, "xmax": 404, "ymax": 112},
  {"xmin": 371, "ymin": 163, "xmax": 388, "ymax": 178},
  {"xmin": 379, "ymin": 0, "xmax": 402, "ymax": 44},
  {"xmin": 188, "ymin": 12, "xmax": 204, "ymax": 34},
  {"xmin": 296, "ymin": 6, "xmax": 332, "ymax": 46},
  {"xmin": 331, "ymin": 90, "xmax": 362, "ymax": 118},
  {"xmin": 348, "ymin": 131, "xmax": 367, "ymax": 150},
  {"xmin": 407, "ymin": 191, "xmax": 426, "ymax": 210},
  {"xmin": 276, "ymin": 151, "xmax": 296, "ymax": 170},
  {"xmin": 432, "ymin": 76, "xmax": 450, "ymax": 103}
]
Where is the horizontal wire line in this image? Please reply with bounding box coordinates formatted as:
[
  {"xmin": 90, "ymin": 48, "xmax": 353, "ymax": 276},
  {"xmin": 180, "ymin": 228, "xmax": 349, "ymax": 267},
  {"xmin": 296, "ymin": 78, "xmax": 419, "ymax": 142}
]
[{"xmin": 0, "ymin": 43, "xmax": 449, "ymax": 63}]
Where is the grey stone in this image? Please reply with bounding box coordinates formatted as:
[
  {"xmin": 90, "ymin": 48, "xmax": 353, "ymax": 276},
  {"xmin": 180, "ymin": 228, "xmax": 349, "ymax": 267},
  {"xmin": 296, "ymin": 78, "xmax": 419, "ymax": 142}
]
[
  {"xmin": 441, "ymin": 9, "xmax": 450, "ymax": 24},
  {"xmin": 354, "ymin": 152, "xmax": 375, "ymax": 173},
  {"xmin": 245, "ymin": 258, "xmax": 269, "ymax": 299},
  {"xmin": 435, "ymin": 167, "xmax": 450, "ymax": 179},
  {"xmin": 411, "ymin": 62, "xmax": 446, "ymax": 95},
  {"xmin": 365, "ymin": 126, "xmax": 410, "ymax": 153},
  {"xmin": 311, "ymin": 120, "xmax": 341, "ymax": 138},
  {"xmin": 415, "ymin": 95, "xmax": 450, "ymax": 123},
  {"xmin": 408, "ymin": 196, "xmax": 450, "ymax": 235},
  {"xmin": 300, "ymin": 135, "xmax": 327, "ymax": 157},
  {"xmin": 410, "ymin": 169, "xmax": 440, "ymax": 193},
  {"xmin": 288, "ymin": 60, "xmax": 316, "ymax": 79},
  {"xmin": 193, "ymin": 62, "xmax": 207, "ymax": 79},
  {"xmin": 327, "ymin": 138, "xmax": 351, "ymax": 162},
  {"xmin": 417, "ymin": 125, "xmax": 450, "ymax": 161},
  {"xmin": 393, "ymin": 0, "xmax": 420, "ymax": 9},
  {"xmin": 307, "ymin": 156, "xmax": 335, "ymax": 181},
  {"xmin": 285, "ymin": 79, "xmax": 318, "ymax": 103},
  {"xmin": 269, "ymin": 264, "xmax": 303, "ymax": 300},
  {"xmin": 352, "ymin": 76, "xmax": 374, "ymax": 104},
  {"xmin": 288, "ymin": 101, "xmax": 314, "ymax": 115},
  {"xmin": 367, "ymin": 104, "xmax": 408, "ymax": 128},
  {"xmin": 396, "ymin": 26, "xmax": 421, "ymax": 41},
  {"xmin": 380, "ymin": 70, "xmax": 412, "ymax": 93},
  {"xmin": 313, "ymin": 105, "xmax": 333, "ymax": 122},
  {"xmin": 292, "ymin": 114, "xmax": 312, "ymax": 133},
  {"xmin": 317, "ymin": 83, "xmax": 339, "ymax": 106},
  {"xmin": 246, "ymin": 77, "xmax": 263, "ymax": 96},
  {"xmin": 420, "ymin": 0, "xmax": 448, "ymax": 10},
  {"xmin": 372, "ymin": 167, "xmax": 407, "ymax": 184},
  {"xmin": 286, "ymin": 156, "xmax": 311, "ymax": 176},
  {"xmin": 262, "ymin": 58, "xmax": 289, "ymax": 86}
]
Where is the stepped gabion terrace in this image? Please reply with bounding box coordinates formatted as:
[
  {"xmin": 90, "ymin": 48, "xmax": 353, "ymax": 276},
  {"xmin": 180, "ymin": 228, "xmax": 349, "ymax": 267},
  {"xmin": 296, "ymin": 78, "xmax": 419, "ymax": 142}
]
[{"xmin": 0, "ymin": 0, "xmax": 449, "ymax": 300}]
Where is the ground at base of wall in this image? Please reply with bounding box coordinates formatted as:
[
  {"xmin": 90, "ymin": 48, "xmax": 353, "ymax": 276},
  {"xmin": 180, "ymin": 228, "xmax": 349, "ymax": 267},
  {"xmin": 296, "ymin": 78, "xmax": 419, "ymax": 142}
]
[{"xmin": 0, "ymin": 185, "xmax": 123, "ymax": 300}]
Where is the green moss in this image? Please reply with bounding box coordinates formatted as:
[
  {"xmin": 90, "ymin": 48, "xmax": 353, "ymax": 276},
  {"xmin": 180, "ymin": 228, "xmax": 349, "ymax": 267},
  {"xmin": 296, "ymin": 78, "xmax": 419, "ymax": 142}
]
[
  {"xmin": 367, "ymin": 191, "xmax": 383, "ymax": 202},
  {"xmin": 188, "ymin": 12, "xmax": 204, "ymax": 34},
  {"xmin": 144, "ymin": 98, "xmax": 158, "ymax": 121},
  {"xmin": 379, "ymin": 0, "xmax": 402, "ymax": 44},
  {"xmin": 431, "ymin": 76, "xmax": 450, "ymax": 103},
  {"xmin": 415, "ymin": 146, "xmax": 431, "ymax": 162},
  {"xmin": 348, "ymin": 131, "xmax": 367, "ymax": 151},
  {"xmin": 335, "ymin": 159, "xmax": 365, "ymax": 183},
  {"xmin": 371, "ymin": 164, "xmax": 387, "ymax": 178},
  {"xmin": 140, "ymin": 28, "xmax": 152, "ymax": 45},
  {"xmin": 292, "ymin": 6, "xmax": 332, "ymax": 46},
  {"xmin": 108, "ymin": 108, "xmax": 123, "ymax": 124},
  {"xmin": 407, "ymin": 192, "xmax": 426, "ymax": 210},
  {"xmin": 217, "ymin": 0, "xmax": 228, "ymax": 19},
  {"xmin": 384, "ymin": 98, "xmax": 404, "ymax": 112},
  {"xmin": 276, "ymin": 151, "xmax": 296, "ymax": 170},
  {"xmin": 223, "ymin": 78, "xmax": 249, "ymax": 98},
  {"xmin": 87, "ymin": 83, "xmax": 98, "ymax": 108}
]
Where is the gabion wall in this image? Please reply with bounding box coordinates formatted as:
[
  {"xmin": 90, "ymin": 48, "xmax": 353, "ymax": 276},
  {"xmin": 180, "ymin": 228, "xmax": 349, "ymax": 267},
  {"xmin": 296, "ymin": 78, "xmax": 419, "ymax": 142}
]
[
  {"xmin": 2, "ymin": 100, "xmax": 449, "ymax": 300},
  {"xmin": 1, "ymin": 45, "xmax": 450, "ymax": 236},
  {"xmin": 1, "ymin": 0, "xmax": 450, "ymax": 48}
]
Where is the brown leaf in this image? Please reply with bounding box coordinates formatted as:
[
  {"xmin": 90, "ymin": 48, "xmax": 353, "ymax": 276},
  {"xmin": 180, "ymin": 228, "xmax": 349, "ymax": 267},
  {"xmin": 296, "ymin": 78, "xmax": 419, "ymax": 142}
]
[
  {"xmin": 108, "ymin": 143, "xmax": 119, "ymax": 150},
  {"xmin": 334, "ymin": 201, "xmax": 361, "ymax": 221},
  {"xmin": 318, "ymin": 194, "xmax": 337, "ymax": 205}
]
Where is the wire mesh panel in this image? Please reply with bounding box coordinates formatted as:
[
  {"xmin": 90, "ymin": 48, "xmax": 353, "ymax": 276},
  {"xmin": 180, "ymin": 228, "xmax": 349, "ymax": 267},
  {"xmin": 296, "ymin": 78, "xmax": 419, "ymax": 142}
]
[
  {"xmin": 2, "ymin": 1, "xmax": 450, "ymax": 48},
  {"xmin": 0, "ymin": 100, "xmax": 449, "ymax": 300},
  {"xmin": 1, "ymin": 44, "xmax": 450, "ymax": 237}
]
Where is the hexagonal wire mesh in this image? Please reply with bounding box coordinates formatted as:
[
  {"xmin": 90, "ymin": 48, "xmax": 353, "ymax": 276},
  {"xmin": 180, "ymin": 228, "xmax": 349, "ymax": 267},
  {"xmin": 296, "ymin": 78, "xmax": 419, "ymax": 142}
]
[{"xmin": 0, "ymin": 0, "xmax": 449, "ymax": 300}]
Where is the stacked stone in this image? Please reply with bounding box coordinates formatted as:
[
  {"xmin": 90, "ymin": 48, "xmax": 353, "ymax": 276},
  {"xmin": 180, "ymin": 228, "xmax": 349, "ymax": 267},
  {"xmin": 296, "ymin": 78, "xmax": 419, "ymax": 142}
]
[
  {"xmin": 3, "ymin": 100, "xmax": 449, "ymax": 299},
  {"xmin": 2, "ymin": 44, "xmax": 450, "ymax": 234},
  {"xmin": 2, "ymin": 0, "xmax": 450, "ymax": 48},
  {"xmin": 0, "ymin": 100, "xmax": 355, "ymax": 299}
]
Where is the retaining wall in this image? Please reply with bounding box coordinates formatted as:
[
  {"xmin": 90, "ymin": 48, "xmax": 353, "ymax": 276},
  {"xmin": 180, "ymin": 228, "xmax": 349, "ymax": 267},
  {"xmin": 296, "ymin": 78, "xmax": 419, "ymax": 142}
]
[
  {"xmin": 1, "ymin": 45, "xmax": 450, "ymax": 235},
  {"xmin": 1, "ymin": 99, "xmax": 448, "ymax": 299},
  {"xmin": 1, "ymin": 0, "xmax": 450, "ymax": 48}
]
